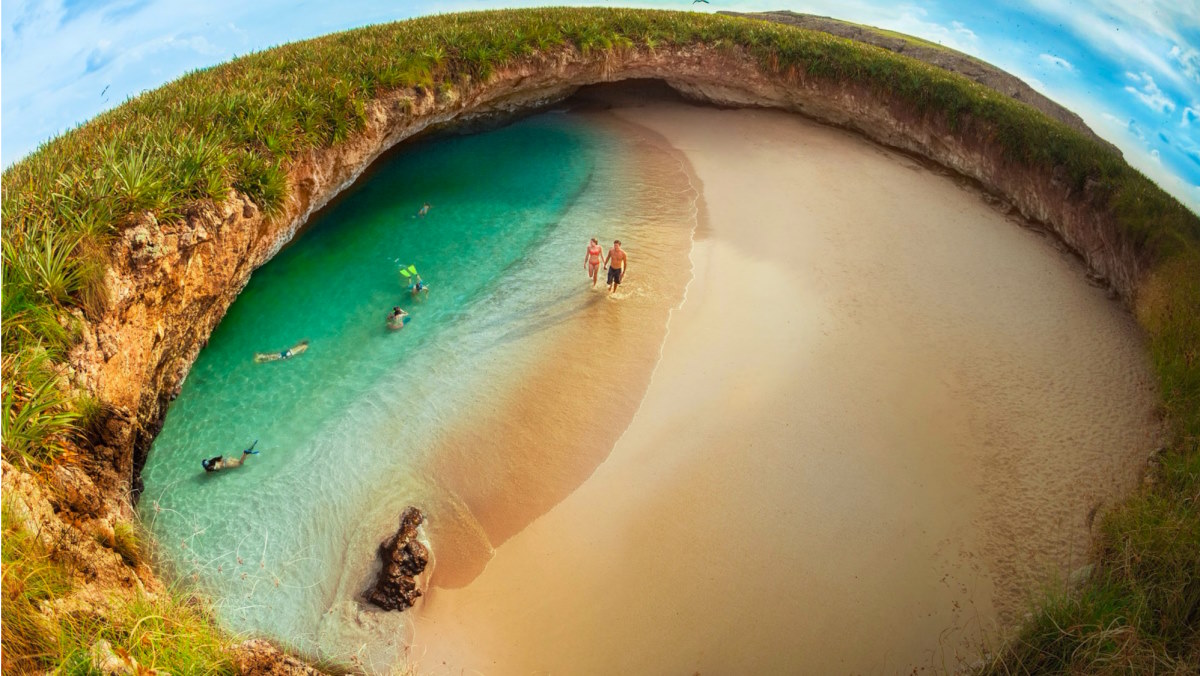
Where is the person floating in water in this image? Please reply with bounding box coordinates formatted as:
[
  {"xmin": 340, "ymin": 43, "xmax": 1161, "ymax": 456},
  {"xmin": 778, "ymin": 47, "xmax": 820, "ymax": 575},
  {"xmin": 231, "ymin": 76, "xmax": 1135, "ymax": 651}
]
[
  {"xmin": 603, "ymin": 239, "xmax": 627, "ymax": 294},
  {"xmin": 584, "ymin": 237, "xmax": 604, "ymax": 287},
  {"xmin": 387, "ymin": 306, "xmax": 409, "ymax": 330},
  {"xmin": 416, "ymin": 203, "xmax": 431, "ymax": 218},
  {"xmin": 202, "ymin": 441, "xmax": 259, "ymax": 473},
  {"xmin": 399, "ymin": 264, "xmax": 429, "ymax": 298},
  {"xmin": 410, "ymin": 276, "xmax": 429, "ymax": 298},
  {"xmin": 254, "ymin": 339, "xmax": 309, "ymax": 363}
]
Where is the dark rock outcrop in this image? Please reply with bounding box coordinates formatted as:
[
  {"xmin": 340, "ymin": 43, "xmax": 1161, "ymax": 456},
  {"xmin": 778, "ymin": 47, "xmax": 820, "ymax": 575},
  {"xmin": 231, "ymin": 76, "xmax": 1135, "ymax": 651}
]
[
  {"xmin": 229, "ymin": 639, "xmax": 324, "ymax": 676},
  {"xmin": 363, "ymin": 507, "xmax": 429, "ymax": 612}
]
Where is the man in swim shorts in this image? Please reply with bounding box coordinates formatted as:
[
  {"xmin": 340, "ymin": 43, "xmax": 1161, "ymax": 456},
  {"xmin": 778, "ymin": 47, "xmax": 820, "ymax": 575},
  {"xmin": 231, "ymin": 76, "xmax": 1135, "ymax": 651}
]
[
  {"xmin": 584, "ymin": 238, "xmax": 603, "ymax": 287},
  {"xmin": 604, "ymin": 239, "xmax": 627, "ymax": 294}
]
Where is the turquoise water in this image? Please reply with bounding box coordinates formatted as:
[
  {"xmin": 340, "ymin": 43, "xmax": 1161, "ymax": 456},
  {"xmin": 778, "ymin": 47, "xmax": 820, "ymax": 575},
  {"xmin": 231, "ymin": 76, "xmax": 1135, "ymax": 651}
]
[{"xmin": 139, "ymin": 114, "xmax": 627, "ymax": 658}]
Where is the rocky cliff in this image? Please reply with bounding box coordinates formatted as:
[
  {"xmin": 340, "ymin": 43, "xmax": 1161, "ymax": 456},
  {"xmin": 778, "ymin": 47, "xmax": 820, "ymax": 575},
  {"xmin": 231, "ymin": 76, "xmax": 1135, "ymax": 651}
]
[
  {"xmin": 71, "ymin": 44, "xmax": 1148, "ymax": 505},
  {"xmin": 32, "ymin": 38, "xmax": 1154, "ymax": 672}
]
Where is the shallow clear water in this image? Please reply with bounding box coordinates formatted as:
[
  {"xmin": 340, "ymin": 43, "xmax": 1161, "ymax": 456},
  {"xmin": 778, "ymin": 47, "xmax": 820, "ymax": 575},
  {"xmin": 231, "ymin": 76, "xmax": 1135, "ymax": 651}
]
[{"xmin": 139, "ymin": 113, "xmax": 627, "ymax": 655}]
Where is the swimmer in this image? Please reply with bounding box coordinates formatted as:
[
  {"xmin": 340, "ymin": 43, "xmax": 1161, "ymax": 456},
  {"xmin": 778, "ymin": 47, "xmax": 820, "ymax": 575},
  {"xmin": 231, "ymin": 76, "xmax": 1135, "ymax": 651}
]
[
  {"xmin": 399, "ymin": 264, "xmax": 428, "ymax": 297},
  {"xmin": 584, "ymin": 238, "xmax": 603, "ymax": 287},
  {"xmin": 603, "ymin": 239, "xmax": 627, "ymax": 294},
  {"xmin": 202, "ymin": 440, "xmax": 259, "ymax": 473},
  {"xmin": 387, "ymin": 306, "xmax": 409, "ymax": 330},
  {"xmin": 416, "ymin": 203, "xmax": 431, "ymax": 218},
  {"xmin": 254, "ymin": 339, "xmax": 310, "ymax": 363},
  {"xmin": 410, "ymin": 276, "xmax": 429, "ymax": 298}
]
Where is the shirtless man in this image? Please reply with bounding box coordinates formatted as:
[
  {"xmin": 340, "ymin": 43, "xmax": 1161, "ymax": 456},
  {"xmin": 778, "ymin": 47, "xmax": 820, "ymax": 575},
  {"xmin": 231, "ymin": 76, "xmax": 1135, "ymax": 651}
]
[
  {"xmin": 584, "ymin": 238, "xmax": 604, "ymax": 287},
  {"xmin": 603, "ymin": 240, "xmax": 627, "ymax": 294}
]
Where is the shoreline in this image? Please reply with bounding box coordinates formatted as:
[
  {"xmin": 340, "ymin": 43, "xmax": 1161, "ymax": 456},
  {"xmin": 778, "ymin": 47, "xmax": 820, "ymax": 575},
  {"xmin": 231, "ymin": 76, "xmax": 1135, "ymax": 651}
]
[
  {"xmin": 403, "ymin": 88, "xmax": 1160, "ymax": 674},
  {"xmin": 409, "ymin": 107, "xmax": 701, "ymax": 589}
]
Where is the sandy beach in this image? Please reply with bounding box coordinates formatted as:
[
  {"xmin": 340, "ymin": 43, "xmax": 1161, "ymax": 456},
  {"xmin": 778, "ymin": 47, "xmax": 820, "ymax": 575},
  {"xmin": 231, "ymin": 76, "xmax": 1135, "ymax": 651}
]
[{"xmin": 403, "ymin": 86, "xmax": 1160, "ymax": 674}]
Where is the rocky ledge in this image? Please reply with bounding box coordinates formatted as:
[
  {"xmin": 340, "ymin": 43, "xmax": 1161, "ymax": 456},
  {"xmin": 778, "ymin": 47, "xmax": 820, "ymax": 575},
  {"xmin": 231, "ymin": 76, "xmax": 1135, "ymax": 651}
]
[
  {"xmin": 71, "ymin": 42, "xmax": 1152, "ymax": 515},
  {"xmin": 25, "ymin": 21, "xmax": 1163, "ymax": 674}
]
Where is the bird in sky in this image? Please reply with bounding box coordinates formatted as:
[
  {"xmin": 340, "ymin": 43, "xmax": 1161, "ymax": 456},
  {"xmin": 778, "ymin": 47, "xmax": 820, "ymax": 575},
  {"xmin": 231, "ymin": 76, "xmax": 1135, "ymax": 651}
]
[{"xmin": 693, "ymin": 0, "xmax": 710, "ymax": 4}]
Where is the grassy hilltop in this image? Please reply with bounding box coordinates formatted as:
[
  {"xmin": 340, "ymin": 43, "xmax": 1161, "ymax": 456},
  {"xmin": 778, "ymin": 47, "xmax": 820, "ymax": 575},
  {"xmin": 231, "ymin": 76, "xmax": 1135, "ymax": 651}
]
[{"xmin": 2, "ymin": 7, "xmax": 1197, "ymax": 673}]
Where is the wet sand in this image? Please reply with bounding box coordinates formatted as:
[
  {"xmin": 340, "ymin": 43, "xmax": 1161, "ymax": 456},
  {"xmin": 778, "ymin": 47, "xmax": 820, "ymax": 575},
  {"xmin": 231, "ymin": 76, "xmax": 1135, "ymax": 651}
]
[
  {"xmin": 405, "ymin": 90, "xmax": 1160, "ymax": 673},
  {"xmin": 419, "ymin": 114, "xmax": 699, "ymax": 588},
  {"xmin": 313, "ymin": 109, "xmax": 701, "ymax": 669}
]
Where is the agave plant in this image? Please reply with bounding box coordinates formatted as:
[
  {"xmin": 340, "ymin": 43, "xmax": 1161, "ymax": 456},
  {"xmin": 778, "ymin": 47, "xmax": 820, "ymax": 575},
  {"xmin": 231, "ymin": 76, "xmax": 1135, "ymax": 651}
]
[
  {"xmin": 4, "ymin": 227, "xmax": 84, "ymax": 307},
  {"xmin": 1, "ymin": 348, "xmax": 82, "ymax": 467},
  {"xmin": 170, "ymin": 131, "xmax": 230, "ymax": 202},
  {"xmin": 102, "ymin": 138, "xmax": 169, "ymax": 214}
]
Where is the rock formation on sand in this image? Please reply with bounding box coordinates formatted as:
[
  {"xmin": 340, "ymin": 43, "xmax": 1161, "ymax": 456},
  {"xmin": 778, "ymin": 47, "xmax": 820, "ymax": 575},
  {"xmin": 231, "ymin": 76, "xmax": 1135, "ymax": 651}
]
[{"xmin": 363, "ymin": 507, "xmax": 429, "ymax": 611}]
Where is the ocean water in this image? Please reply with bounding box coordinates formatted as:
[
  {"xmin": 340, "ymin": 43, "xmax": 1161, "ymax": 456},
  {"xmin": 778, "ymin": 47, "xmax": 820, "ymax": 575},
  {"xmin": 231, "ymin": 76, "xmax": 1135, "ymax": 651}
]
[{"xmin": 138, "ymin": 113, "xmax": 639, "ymax": 659}]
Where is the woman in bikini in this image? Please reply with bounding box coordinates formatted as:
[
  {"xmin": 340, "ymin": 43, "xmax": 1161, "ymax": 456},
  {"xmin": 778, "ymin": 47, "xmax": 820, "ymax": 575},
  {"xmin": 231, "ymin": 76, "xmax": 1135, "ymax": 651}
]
[{"xmin": 584, "ymin": 238, "xmax": 604, "ymax": 287}]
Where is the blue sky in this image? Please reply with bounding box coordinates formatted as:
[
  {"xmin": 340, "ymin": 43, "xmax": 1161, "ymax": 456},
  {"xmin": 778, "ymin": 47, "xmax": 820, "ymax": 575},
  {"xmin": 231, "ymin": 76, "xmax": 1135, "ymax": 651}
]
[{"xmin": 2, "ymin": 1, "xmax": 1198, "ymax": 213}]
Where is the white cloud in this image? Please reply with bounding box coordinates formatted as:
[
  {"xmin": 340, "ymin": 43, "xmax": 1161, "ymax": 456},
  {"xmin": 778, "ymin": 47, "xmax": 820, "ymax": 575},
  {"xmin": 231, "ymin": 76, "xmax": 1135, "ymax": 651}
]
[
  {"xmin": 1170, "ymin": 45, "xmax": 1200, "ymax": 85},
  {"xmin": 1023, "ymin": 0, "xmax": 1195, "ymax": 91},
  {"xmin": 1, "ymin": 0, "xmax": 249, "ymax": 163},
  {"xmin": 1024, "ymin": 75, "xmax": 1048, "ymax": 92},
  {"xmin": 1084, "ymin": 103, "xmax": 1200, "ymax": 214},
  {"xmin": 226, "ymin": 22, "xmax": 250, "ymax": 45},
  {"xmin": 1038, "ymin": 53, "xmax": 1075, "ymax": 72},
  {"xmin": 887, "ymin": 12, "xmax": 978, "ymax": 51},
  {"xmin": 1125, "ymin": 71, "xmax": 1176, "ymax": 113}
]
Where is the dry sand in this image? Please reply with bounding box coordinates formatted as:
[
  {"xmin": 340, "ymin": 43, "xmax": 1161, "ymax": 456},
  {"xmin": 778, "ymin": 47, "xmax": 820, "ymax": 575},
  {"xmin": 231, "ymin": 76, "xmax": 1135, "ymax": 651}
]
[{"xmin": 404, "ymin": 89, "xmax": 1160, "ymax": 674}]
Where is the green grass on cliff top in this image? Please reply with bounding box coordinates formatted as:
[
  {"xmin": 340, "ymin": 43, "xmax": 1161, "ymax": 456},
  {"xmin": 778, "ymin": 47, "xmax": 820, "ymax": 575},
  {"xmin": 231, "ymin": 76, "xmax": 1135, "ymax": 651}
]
[{"xmin": 1, "ymin": 7, "xmax": 1197, "ymax": 673}]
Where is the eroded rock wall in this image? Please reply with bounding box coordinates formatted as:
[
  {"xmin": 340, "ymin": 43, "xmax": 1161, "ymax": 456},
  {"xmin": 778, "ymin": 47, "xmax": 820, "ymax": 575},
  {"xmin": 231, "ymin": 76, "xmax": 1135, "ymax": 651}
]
[
  {"xmin": 72, "ymin": 46, "xmax": 1144, "ymax": 507},
  {"xmin": 48, "ymin": 44, "xmax": 1148, "ymax": 668}
]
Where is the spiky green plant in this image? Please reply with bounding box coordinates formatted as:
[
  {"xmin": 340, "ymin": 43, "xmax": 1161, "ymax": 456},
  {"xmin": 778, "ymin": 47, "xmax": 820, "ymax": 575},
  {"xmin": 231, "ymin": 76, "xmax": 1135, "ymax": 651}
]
[{"xmin": 1, "ymin": 348, "xmax": 82, "ymax": 467}]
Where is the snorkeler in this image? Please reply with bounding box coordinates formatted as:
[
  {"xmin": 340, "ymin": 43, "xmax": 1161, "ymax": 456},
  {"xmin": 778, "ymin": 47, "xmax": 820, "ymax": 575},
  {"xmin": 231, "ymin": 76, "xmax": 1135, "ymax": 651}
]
[
  {"xmin": 202, "ymin": 440, "xmax": 259, "ymax": 473},
  {"xmin": 410, "ymin": 276, "xmax": 429, "ymax": 298},
  {"xmin": 387, "ymin": 306, "xmax": 409, "ymax": 330},
  {"xmin": 399, "ymin": 264, "xmax": 429, "ymax": 298},
  {"xmin": 254, "ymin": 339, "xmax": 310, "ymax": 363},
  {"xmin": 416, "ymin": 203, "xmax": 431, "ymax": 217}
]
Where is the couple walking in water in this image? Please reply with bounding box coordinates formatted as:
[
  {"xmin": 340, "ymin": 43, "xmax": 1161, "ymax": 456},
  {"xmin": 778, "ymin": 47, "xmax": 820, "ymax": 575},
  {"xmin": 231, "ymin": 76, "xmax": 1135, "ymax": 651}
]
[{"xmin": 585, "ymin": 239, "xmax": 627, "ymax": 293}]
